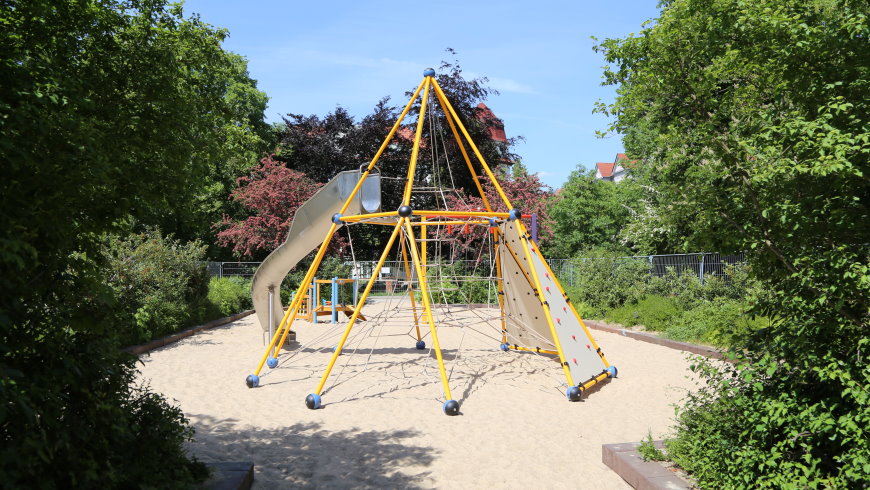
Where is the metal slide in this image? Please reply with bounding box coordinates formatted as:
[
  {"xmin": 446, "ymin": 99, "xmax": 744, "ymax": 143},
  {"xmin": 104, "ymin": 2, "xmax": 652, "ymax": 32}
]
[{"xmin": 251, "ymin": 169, "xmax": 381, "ymax": 333}]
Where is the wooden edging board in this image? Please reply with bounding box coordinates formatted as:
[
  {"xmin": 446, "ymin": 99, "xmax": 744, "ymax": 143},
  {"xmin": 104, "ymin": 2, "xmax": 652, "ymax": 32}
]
[
  {"xmin": 602, "ymin": 442, "xmax": 692, "ymax": 489},
  {"xmin": 124, "ymin": 310, "xmax": 255, "ymax": 356},
  {"xmin": 582, "ymin": 320, "xmax": 724, "ymax": 360}
]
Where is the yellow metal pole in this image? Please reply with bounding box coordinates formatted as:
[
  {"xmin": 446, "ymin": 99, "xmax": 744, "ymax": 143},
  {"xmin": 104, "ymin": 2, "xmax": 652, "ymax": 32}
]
[
  {"xmin": 402, "ymin": 218, "xmax": 454, "ymax": 402},
  {"xmin": 420, "ymin": 215, "xmax": 427, "ymax": 266},
  {"xmin": 430, "ymin": 78, "xmax": 514, "ymax": 211},
  {"xmin": 412, "ymin": 210, "xmax": 509, "ymax": 218},
  {"xmin": 402, "ymin": 78, "xmax": 431, "ymax": 204},
  {"xmin": 432, "ymin": 85, "xmax": 493, "ymax": 212},
  {"xmin": 493, "ymin": 231, "xmax": 508, "ymax": 344},
  {"xmin": 313, "ymin": 220, "xmax": 405, "ymax": 395},
  {"xmin": 400, "ymin": 237, "xmax": 423, "ymax": 341},
  {"xmin": 513, "ymin": 220, "xmax": 575, "ymax": 387},
  {"xmin": 335, "ymin": 210, "xmax": 399, "ymax": 222},
  {"xmin": 509, "ymin": 345, "xmax": 559, "ymax": 355},
  {"xmin": 582, "ymin": 372, "xmax": 611, "ymax": 390}
]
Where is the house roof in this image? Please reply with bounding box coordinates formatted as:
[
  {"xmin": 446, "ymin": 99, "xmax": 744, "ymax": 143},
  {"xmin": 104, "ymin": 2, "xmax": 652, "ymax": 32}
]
[
  {"xmin": 476, "ymin": 103, "xmax": 507, "ymax": 142},
  {"xmin": 596, "ymin": 162, "xmax": 615, "ymax": 178},
  {"xmin": 615, "ymin": 152, "xmax": 639, "ymax": 169}
]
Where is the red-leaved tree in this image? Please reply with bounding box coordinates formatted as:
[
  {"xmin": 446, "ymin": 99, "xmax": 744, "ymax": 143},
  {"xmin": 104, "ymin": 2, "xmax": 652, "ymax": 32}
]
[
  {"xmin": 216, "ymin": 155, "xmax": 346, "ymax": 258},
  {"xmin": 439, "ymin": 166, "xmax": 553, "ymax": 259}
]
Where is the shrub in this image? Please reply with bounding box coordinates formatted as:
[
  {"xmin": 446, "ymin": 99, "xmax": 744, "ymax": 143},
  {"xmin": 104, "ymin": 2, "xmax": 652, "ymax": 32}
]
[
  {"xmin": 646, "ymin": 265, "xmax": 764, "ymax": 311},
  {"xmin": 605, "ymin": 295, "xmax": 681, "ymax": 331},
  {"xmin": 664, "ymin": 298, "xmax": 769, "ymax": 346},
  {"xmin": 638, "ymin": 431, "xmax": 667, "ymax": 462},
  {"xmin": 669, "ymin": 344, "xmax": 870, "ymax": 488},
  {"xmin": 0, "ymin": 330, "xmax": 208, "ymax": 486},
  {"xmin": 572, "ymin": 301, "xmax": 598, "ymax": 320},
  {"xmin": 424, "ymin": 261, "xmax": 497, "ymax": 305},
  {"xmin": 207, "ymin": 276, "xmax": 252, "ymax": 317},
  {"xmin": 565, "ymin": 247, "xmax": 649, "ymax": 314},
  {"xmin": 103, "ymin": 229, "xmax": 210, "ymax": 345}
]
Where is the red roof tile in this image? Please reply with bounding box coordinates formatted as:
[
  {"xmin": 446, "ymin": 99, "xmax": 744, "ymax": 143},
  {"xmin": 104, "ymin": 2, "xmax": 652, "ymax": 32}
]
[
  {"xmin": 596, "ymin": 162, "xmax": 615, "ymax": 178},
  {"xmin": 615, "ymin": 153, "xmax": 639, "ymax": 168},
  {"xmin": 476, "ymin": 103, "xmax": 507, "ymax": 142}
]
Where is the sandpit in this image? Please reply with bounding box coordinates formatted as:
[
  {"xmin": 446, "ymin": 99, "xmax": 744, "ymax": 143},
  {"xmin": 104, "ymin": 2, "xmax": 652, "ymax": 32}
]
[{"xmin": 137, "ymin": 298, "xmax": 700, "ymax": 488}]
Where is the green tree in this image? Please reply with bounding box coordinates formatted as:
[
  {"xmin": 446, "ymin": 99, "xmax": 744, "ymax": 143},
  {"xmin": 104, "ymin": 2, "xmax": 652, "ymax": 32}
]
[
  {"xmin": 188, "ymin": 53, "xmax": 275, "ymax": 258},
  {"xmin": 0, "ymin": 0, "xmax": 257, "ymax": 484},
  {"xmin": 548, "ymin": 167, "xmax": 643, "ymax": 257},
  {"xmin": 596, "ymin": 0, "xmax": 869, "ymax": 486}
]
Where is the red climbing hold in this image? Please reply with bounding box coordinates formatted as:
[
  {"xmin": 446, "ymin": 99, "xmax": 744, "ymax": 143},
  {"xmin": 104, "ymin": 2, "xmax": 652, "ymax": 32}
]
[
  {"xmin": 563, "ymin": 306, "xmax": 567, "ymax": 312},
  {"xmin": 556, "ymin": 317, "xmax": 561, "ymax": 324},
  {"xmin": 572, "ymin": 358, "xmax": 577, "ymax": 365},
  {"xmin": 545, "ymin": 286, "xmax": 551, "ymax": 293},
  {"xmin": 545, "ymin": 272, "xmax": 550, "ymax": 279},
  {"xmin": 571, "ymin": 335, "xmax": 576, "ymax": 340},
  {"xmin": 586, "ymin": 344, "xmax": 591, "ymax": 349}
]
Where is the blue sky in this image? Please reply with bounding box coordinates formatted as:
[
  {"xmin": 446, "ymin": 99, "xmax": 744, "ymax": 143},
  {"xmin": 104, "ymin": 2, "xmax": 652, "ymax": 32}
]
[{"xmin": 182, "ymin": 0, "xmax": 661, "ymax": 189}]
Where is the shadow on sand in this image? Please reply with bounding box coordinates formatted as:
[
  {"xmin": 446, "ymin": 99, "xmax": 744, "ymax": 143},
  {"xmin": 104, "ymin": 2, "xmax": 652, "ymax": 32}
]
[{"xmin": 189, "ymin": 415, "xmax": 437, "ymax": 488}]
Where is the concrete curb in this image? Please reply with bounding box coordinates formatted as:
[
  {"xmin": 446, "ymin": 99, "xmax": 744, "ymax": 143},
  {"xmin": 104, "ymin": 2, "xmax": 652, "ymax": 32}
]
[
  {"xmin": 583, "ymin": 320, "xmax": 723, "ymax": 359},
  {"xmin": 602, "ymin": 442, "xmax": 691, "ymax": 489},
  {"xmin": 125, "ymin": 310, "xmax": 255, "ymax": 356}
]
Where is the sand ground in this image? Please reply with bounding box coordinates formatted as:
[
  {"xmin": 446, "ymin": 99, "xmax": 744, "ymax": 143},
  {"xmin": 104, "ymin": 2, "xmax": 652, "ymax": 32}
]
[{"xmin": 137, "ymin": 298, "xmax": 700, "ymax": 489}]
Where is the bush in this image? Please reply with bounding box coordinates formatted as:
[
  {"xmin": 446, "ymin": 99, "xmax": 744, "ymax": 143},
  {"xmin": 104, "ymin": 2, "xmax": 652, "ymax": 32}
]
[
  {"xmin": 103, "ymin": 229, "xmax": 210, "ymax": 345},
  {"xmin": 424, "ymin": 261, "xmax": 497, "ymax": 305},
  {"xmin": 572, "ymin": 301, "xmax": 598, "ymax": 320},
  {"xmin": 668, "ymin": 343, "xmax": 870, "ymax": 488},
  {"xmin": 564, "ymin": 247, "xmax": 650, "ymax": 315},
  {"xmin": 207, "ymin": 276, "xmax": 252, "ymax": 317},
  {"xmin": 0, "ymin": 329, "xmax": 208, "ymax": 486},
  {"xmin": 638, "ymin": 431, "xmax": 667, "ymax": 462},
  {"xmin": 645, "ymin": 265, "xmax": 764, "ymax": 311},
  {"xmin": 664, "ymin": 298, "xmax": 769, "ymax": 346},
  {"xmin": 605, "ymin": 295, "xmax": 681, "ymax": 331}
]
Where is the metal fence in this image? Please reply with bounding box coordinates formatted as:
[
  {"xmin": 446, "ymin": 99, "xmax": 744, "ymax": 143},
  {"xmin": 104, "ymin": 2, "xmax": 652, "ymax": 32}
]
[
  {"xmin": 206, "ymin": 261, "xmax": 261, "ymax": 279},
  {"xmin": 568, "ymin": 252, "xmax": 746, "ymax": 285},
  {"xmin": 207, "ymin": 253, "xmax": 745, "ymax": 289}
]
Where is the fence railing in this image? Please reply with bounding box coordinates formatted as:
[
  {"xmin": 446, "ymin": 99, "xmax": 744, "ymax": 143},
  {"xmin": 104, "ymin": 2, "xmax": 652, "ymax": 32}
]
[
  {"xmin": 206, "ymin": 261, "xmax": 261, "ymax": 279},
  {"xmin": 207, "ymin": 252, "xmax": 746, "ymax": 289}
]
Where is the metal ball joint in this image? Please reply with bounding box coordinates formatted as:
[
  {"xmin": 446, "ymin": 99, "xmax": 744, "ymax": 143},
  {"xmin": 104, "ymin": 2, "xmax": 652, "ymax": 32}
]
[
  {"xmin": 332, "ymin": 213, "xmax": 343, "ymax": 224},
  {"xmin": 416, "ymin": 340, "xmax": 426, "ymax": 350},
  {"xmin": 245, "ymin": 374, "xmax": 260, "ymax": 388},
  {"xmin": 499, "ymin": 343, "xmax": 510, "ymax": 352},
  {"xmin": 423, "ymin": 67, "xmax": 436, "ymax": 77},
  {"xmin": 305, "ymin": 393, "xmax": 322, "ymax": 410},
  {"xmin": 488, "ymin": 218, "xmax": 498, "ymax": 228},
  {"xmin": 508, "ymin": 209, "xmax": 521, "ymax": 221},
  {"xmin": 606, "ymin": 365, "xmax": 618, "ymax": 378},
  {"xmin": 397, "ymin": 205, "xmax": 413, "ymax": 217},
  {"xmin": 266, "ymin": 357, "xmax": 278, "ymax": 369},
  {"xmin": 443, "ymin": 400, "xmax": 460, "ymax": 416},
  {"xmin": 566, "ymin": 386, "xmax": 583, "ymax": 402}
]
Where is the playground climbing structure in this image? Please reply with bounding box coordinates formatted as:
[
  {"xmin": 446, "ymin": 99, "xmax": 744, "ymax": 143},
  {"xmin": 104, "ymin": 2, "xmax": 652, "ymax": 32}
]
[{"xmin": 246, "ymin": 68, "xmax": 616, "ymax": 415}]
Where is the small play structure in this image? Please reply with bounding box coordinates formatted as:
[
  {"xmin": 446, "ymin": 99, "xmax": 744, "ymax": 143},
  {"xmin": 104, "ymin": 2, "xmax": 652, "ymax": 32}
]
[
  {"xmin": 247, "ymin": 68, "xmax": 616, "ymax": 415},
  {"xmin": 295, "ymin": 277, "xmax": 364, "ymax": 324}
]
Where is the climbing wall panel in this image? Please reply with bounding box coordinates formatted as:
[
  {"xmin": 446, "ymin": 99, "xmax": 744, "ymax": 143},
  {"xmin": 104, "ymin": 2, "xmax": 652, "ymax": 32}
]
[{"xmin": 498, "ymin": 222, "xmax": 608, "ymax": 385}]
